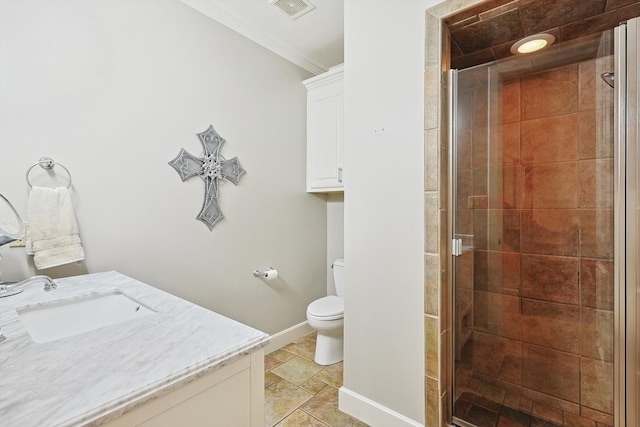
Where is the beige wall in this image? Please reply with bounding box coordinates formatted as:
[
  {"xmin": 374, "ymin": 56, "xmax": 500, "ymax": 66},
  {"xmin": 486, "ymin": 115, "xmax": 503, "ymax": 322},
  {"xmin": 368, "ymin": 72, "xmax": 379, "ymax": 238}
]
[
  {"xmin": 0, "ymin": 0, "xmax": 328, "ymax": 335},
  {"xmin": 341, "ymin": 1, "xmax": 444, "ymax": 425}
]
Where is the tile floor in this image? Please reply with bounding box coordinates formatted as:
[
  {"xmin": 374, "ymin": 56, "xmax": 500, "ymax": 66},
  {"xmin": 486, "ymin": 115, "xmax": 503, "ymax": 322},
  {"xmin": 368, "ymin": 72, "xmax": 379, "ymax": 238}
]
[
  {"xmin": 264, "ymin": 332, "xmax": 369, "ymax": 427},
  {"xmin": 454, "ymin": 363, "xmax": 613, "ymax": 427}
]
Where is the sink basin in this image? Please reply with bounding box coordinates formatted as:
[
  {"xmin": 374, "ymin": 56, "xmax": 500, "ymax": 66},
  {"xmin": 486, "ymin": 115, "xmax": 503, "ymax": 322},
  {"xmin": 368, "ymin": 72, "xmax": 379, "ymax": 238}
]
[{"xmin": 17, "ymin": 291, "xmax": 156, "ymax": 343}]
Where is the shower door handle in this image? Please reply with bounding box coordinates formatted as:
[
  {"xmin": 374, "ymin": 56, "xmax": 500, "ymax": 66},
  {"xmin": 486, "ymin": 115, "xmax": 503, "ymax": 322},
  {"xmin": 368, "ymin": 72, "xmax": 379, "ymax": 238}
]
[{"xmin": 452, "ymin": 238, "xmax": 463, "ymax": 256}]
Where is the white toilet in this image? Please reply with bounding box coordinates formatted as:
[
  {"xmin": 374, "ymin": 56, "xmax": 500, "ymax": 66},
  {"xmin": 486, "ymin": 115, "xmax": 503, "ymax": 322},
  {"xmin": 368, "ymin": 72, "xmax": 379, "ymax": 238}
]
[{"xmin": 306, "ymin": 259, "xmax": 345, "ymax": 365}]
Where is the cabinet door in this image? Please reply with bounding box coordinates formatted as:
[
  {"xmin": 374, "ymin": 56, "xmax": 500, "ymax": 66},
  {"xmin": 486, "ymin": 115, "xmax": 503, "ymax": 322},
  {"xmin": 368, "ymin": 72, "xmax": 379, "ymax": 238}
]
[{"xmin": 307, "ymin": 80, "xmax": 343, "ymax": 192}]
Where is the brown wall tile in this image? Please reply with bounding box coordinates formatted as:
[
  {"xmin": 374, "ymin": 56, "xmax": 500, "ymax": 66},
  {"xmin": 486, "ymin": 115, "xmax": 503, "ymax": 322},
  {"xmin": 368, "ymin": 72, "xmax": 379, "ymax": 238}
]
[
  {"xmin": 521, "ymin": 298, "xmax": 580, "ymax": 353},
  {"xmin": 426, "ymin": 315, "xmax": 440, "ymax": 379},
  {"xmin": 502, "ymin": 79, "xmax": 521, "ymax": 124},
  {"xmin": 474, "ymin": 250, "xmax": 521, "ymax": 294},
  {"xmin": 578, "ymin": 108, "xmax": 614, "ymax": 160},
  {"xmin": 488, "ymin": 210, "xmax": 521, "ymax": 252},
  {"xmin": 579, "ymin": 59, "xmax": 599, "ymax": 111},
  {"xmin": 580, "ymin": 209, "xmax": 614, "ymax": 259},
  {"xmin": 473, "ymin": 167, "xmax": 488, "ymax": 196},
  {"xmin": 425, "ymin": 66, "xmax": 440, "ymax": 130},
  {"xmin": 487, "ymin": 166, "xmax": 522, "ymax": 209},
  {"xmin": 581, "ymin": 357, "xmax": 614, "ymax": 414},
  {"xmin": 473, "ymin": 84, "xmax": 489, "ymax": 129},
  {"xmin": 501, "ymin": 122, "xmax": 521, "ymax": 165},
  {"xmin": 457, "ymin": 129, "xmax": 473, "ymax": 170},
  {"xmin": 473, "ymin": 127, "xmax": 488, "ymax": 169},
  {"xmin": 471, "ymin": 331, "xmax": 513, "ymax": 378},
  {"xmin": 457, "ymin": 169, "xmax": 474, "ymax": 211},
  {"xmin": 457, "ymin": 88, "xmax": 475, "ymax": 131},
  {"xmin": 426, "ymin": 376, "xmax": 440, "ymax": 426},
  {"xmin": 456, "ymin": 250, "xmax": 474, "ymax": 290},
  {"xmin": 581, "ymin": 259, "xmax": 614, "ymax": 310},
  {"xmin": 521, "ymin": 162, "xmax": 579, "ymax": 209},
  {"xmin": 523, "ymin": 344, "xmax": 580, "ymax": 403},
  {"xmin": 521, "ymin": 114, "xmax": 579, "ymax": 164},
  {"xmin": 474, "ymin": 210, "xmax": 521, "ymax": 252},
  {"xmin": 457, "ymin": 208, "xmax": 474, "ymax": 235},
  {"xmin": 521, "ymin": 254, "xmax": 579, "ymax": 305},
  {"xmin": 425, "ymin": 192, "xmax": 439, "ymax": 254},
  {"xmin": 579, "ymin": 57, "xmax": 615, "ymax": 112},
  {"xmin": 474, "ymin": 291, "xmax": 522, "ymax": 340},
  {"xmin": 521, "ymin": 209, "xmax": 579, "ymax": 256},
  {"xmin": 426, "ymin": 128, "xmax": 440, "ymax": 192},
  {"xmin": 521, "ymin": 65, "xmax": 579, "ymax": 120},
  {"xmin": 426, "ymin": 254, "xmax": 440, "ymax": 316},
  {"xmin": 580, "ymin": 307, "xmax": 613, "ymax": 361},
  {"xmin": 579, "ymin": 159, "xmax": 614, "ymax": 208}
]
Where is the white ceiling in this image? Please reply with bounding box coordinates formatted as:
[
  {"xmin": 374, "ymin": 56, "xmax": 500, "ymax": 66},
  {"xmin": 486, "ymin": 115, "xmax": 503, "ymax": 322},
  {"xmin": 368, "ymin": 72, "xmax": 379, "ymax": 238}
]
[{"xmin": 180, "ymin": 0, "xmax": 344, "ymax": 75}]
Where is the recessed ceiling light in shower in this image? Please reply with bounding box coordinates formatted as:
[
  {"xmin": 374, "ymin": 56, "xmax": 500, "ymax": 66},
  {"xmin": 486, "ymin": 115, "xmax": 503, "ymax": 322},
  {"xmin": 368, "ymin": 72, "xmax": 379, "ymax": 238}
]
[{"xmin": 510, "ymin": 34, "xmax": 555, "ymax": 54}]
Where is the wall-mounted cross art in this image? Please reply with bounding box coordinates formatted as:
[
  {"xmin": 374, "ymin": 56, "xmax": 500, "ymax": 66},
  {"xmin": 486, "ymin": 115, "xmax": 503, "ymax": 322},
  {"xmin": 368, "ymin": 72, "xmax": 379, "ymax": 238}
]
[{"xmin": 169, "ymin": 125, "xmax": 246, "ymax": 230}]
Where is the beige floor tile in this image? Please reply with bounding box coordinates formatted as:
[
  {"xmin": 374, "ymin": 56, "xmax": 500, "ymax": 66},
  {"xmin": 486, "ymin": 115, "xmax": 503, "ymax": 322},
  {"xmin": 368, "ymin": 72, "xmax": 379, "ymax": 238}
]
[
  {"xmin": 283, "ymin": 333, "xmax": 317, "ymax": 361},
  {"xmin": 265, "ymin": 355, "xmax": 282, "ymax": 371},
  {"xmin": 274, "ymin": 409, "xmax": 329, "ymax": 427},
  {"xmin": 269, "ymin": 348, "xmax": 296, "ymax": 363},
  {"xmin": 314, "ymin": 361, "xmax": 343, "ymax": 388},
  {"xmin": 265, "ymin": 371, "xmax": 283, "ymax": 389},
  {"xmin": 301, "ymin": 377, "xmax": 328, "ymax": 394},
  {"xmin": 265, "ymin": 380, "xmax": 313, "ymax": 427},
  {"xmin": 301, "ymin": 386, "xmax": 369, "ymax": 427},
  {"xmin": 271, "ymin": 356, "xmax": 324, "ymax": 385}
]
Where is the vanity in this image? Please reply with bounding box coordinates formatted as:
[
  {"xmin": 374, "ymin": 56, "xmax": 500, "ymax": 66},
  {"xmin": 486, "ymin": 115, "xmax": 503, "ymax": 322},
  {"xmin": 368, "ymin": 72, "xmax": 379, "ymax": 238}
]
[{"xmin": 0, "ymin": 271, "xmax": 269, "ymax": 426}]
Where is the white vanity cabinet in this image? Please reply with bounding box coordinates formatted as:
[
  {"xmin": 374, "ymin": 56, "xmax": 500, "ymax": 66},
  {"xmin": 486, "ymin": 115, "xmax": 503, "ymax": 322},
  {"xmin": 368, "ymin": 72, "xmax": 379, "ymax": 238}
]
[
  {"xmin": 0, "ymin": 271, "xmax": 269, "ymax": 427},
  {"xmin": 304, "ymin": 64, "xmax": 344, "ymax": 192},
  {"xmin": 104, "ymin": 351, "xmax": 264, "ymax": 427}
]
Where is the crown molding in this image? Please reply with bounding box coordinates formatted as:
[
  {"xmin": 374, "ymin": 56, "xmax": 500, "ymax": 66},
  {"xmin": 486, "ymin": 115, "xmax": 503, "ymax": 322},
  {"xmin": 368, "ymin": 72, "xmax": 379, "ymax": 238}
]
[{"xmin": 179, "ymin": 0, "xmax": 328, "ymax": 75}]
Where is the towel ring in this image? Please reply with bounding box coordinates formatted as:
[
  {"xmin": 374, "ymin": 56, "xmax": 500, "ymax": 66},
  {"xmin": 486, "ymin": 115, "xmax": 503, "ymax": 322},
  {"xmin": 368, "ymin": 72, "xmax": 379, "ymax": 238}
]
[{"xmin": 26, "ymin": 157, "xmax": 72, "ymax": 189}]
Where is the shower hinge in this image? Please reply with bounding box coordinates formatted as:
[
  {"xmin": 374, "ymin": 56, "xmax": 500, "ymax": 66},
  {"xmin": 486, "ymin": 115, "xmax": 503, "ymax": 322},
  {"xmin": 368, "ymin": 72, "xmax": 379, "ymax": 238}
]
[{"xmin": 452, "ymin": 238, "xmax": 463, "ymax": 256}]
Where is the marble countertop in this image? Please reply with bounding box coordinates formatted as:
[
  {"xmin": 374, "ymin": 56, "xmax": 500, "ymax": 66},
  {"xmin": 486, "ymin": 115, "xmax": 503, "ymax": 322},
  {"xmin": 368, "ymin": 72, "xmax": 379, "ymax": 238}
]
[{"xmin": 0, "ymin": 271, "xmax": 269, "ymax": 426}]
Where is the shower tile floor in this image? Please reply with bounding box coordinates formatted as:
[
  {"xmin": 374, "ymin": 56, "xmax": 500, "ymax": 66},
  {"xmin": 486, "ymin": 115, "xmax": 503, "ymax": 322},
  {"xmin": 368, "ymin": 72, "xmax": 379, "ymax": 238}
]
[
  {"xmin": 264, "ymin": 332, "xmax": 369, "ymax": 427},
  {"xmin": 454, "ymin": 365, "xmax": 613, "ymax": 427}
]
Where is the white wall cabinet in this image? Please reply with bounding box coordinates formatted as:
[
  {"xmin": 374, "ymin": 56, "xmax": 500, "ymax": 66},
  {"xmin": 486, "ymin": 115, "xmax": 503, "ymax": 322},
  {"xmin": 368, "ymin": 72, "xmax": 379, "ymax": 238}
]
[{"xmin": 304, "ymin": 64, "xmax": 344, "ymax": 192}]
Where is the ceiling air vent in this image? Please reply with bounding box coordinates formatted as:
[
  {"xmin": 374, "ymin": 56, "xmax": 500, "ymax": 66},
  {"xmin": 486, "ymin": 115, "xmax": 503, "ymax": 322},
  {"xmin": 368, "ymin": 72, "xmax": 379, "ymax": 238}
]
[{"xmin": 269, "ymin": 0, "xmax": 316, "ymax": 20}]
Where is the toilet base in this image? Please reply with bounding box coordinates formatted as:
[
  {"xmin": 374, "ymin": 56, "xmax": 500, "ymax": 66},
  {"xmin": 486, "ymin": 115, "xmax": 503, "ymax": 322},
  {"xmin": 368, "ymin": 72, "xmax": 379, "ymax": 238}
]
[{"xmin": 314, "ymin": 329, "xmax": 343, "ymax": 365}]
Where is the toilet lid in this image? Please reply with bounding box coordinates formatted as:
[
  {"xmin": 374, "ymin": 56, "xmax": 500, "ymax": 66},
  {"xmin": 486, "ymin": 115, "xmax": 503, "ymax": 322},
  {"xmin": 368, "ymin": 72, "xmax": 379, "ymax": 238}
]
[{"xmin": 307, "ymin": 296, "xmax": 344, "ymax": 319}]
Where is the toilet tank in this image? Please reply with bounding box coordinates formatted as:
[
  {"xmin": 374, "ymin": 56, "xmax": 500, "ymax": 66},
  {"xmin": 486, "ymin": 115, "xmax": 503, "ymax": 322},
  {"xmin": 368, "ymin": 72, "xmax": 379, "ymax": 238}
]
[{"xmin": 333, "ymin": 259, "xmax": 345, "ymax": 296}]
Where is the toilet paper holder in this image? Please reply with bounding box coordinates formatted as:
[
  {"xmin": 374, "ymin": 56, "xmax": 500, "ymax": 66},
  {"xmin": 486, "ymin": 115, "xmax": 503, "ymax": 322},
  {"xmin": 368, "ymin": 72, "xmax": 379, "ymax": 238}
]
[{"xmin": 253, "ymin": 267, "xmax": 278, "ymax": 279}]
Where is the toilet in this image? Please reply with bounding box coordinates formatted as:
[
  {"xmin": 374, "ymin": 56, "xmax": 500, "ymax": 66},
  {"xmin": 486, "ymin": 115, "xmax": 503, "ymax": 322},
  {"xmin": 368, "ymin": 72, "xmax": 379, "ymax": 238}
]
[{"xmin": 306, "ymin": 259, "xmax": 345, "ymax": 365}]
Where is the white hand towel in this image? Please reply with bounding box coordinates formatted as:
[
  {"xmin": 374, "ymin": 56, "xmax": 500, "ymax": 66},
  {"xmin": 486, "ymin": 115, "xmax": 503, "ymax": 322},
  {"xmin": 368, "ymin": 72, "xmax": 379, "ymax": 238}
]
[{"xmin": 26, "ymin": 186, "xmax": 85, "ymax": 270}]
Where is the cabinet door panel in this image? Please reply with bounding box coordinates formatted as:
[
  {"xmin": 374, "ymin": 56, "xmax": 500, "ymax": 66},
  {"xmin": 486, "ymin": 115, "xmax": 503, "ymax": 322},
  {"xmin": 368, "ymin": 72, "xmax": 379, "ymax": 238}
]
[{"xmin": 308, "ymin": 92, "xmax": 342, "ymax": 190}]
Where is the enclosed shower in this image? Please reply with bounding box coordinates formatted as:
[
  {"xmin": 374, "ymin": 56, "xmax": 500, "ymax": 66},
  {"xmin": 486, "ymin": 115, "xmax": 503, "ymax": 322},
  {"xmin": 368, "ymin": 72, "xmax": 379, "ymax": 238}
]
[{"xmin": 448, "ymin": 16, "xmax": 638, "ymax": 427}]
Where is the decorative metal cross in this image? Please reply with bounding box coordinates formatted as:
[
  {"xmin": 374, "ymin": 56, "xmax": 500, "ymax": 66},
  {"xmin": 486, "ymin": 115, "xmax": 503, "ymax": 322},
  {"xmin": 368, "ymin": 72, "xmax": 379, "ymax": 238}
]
[{"xmin": 169, "ymin": 125, "xmax": 246, "ymax": 230}]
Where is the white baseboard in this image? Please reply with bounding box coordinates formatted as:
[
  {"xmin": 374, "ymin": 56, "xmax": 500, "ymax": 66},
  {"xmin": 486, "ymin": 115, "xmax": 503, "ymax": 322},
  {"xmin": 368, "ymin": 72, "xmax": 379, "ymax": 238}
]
[
  {"xmin": 263, "ymin": 321, "xmax": 314, "ymax": 354},
  {"xmin": 339, "ymin": 387, "xmax": 423, "ymax": 427}
]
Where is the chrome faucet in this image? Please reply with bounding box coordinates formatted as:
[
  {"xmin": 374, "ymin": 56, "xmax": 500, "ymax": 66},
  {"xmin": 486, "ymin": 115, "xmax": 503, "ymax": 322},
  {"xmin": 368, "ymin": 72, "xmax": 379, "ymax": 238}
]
[{"xmin": 0, "ymin": 275, "xmax": 57, "ymax": 298}]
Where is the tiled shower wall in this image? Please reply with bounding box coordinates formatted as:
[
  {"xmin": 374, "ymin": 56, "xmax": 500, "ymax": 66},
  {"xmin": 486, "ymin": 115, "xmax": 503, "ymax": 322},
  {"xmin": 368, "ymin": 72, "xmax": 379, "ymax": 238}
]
[{"xmin": 454, "ymin": 56, "xmax": 615, "ymax": 425}]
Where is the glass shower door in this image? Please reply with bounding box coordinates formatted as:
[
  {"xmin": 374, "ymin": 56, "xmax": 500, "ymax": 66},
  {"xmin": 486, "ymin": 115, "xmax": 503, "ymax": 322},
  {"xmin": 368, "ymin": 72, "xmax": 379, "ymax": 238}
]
[{"xmin": 451, "ymin": 30, "xmax": 617, "ymax": 427}]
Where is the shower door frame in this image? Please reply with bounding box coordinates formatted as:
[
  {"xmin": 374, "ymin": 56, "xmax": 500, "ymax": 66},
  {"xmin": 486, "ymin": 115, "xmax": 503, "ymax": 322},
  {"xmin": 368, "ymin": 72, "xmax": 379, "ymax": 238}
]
[
  {"xmin": 447, "ymin": 18, "xmax": 639, "ymax": 427},
  {"xmin": 614, "ymin": 17, "xmax": 638, "ymax": 427}
]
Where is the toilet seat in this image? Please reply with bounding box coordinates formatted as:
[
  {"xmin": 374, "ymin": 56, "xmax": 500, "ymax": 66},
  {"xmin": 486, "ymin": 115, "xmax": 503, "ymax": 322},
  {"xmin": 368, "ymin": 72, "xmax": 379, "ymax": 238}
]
[{"xmin": 307, "ymin": 296, "xmax": 344, "ymax": 320}]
